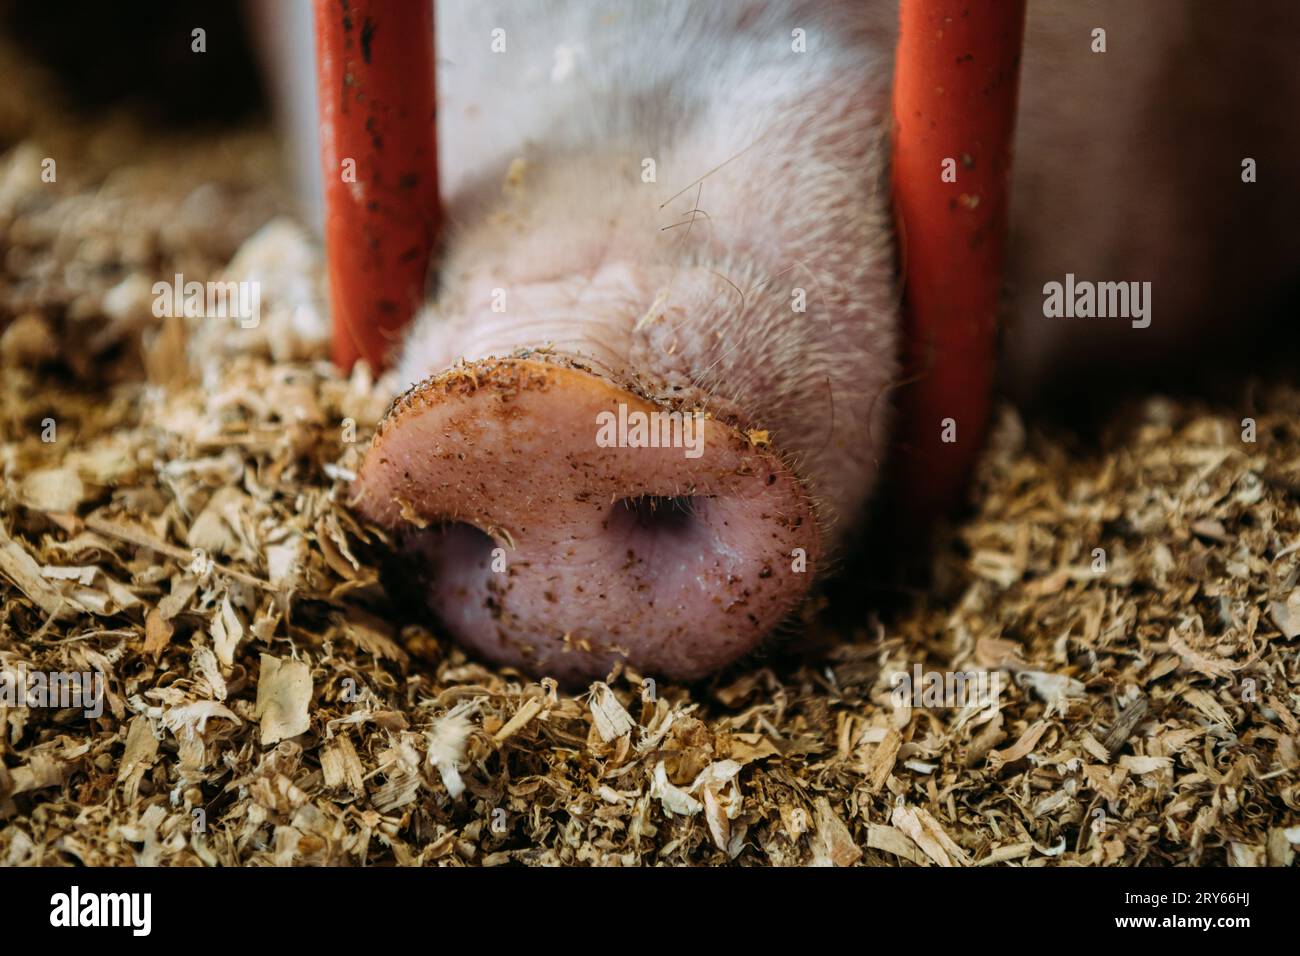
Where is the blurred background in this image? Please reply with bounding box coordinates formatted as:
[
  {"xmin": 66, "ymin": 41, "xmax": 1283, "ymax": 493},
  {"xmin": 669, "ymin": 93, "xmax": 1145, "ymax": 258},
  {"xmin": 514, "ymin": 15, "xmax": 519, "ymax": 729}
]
[{"xmin": 0, "ymin": 0, "xmax": 265, "ymax": 129}]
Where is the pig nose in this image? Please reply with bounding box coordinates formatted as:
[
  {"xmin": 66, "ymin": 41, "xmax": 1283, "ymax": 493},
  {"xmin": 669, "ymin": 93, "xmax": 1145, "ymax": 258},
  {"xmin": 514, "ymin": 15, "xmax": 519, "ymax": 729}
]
[{"xmin": 350, "ymin": 356, "xmax": 819, "ymax": 682}]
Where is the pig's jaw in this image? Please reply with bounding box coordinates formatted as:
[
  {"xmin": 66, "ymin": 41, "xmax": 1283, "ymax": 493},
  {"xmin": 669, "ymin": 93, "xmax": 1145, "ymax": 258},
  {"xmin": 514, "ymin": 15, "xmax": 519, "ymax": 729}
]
[{"xmin": 367, "ymin": 81, "xmax": 896, "ymax": 680}]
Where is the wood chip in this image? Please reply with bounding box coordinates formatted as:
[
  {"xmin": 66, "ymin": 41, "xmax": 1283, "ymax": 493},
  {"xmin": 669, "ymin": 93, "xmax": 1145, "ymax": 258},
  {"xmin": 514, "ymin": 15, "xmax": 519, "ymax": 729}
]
[{"xmin": 255, "ymin": 655, "xmax": 312, "ymax": 746}]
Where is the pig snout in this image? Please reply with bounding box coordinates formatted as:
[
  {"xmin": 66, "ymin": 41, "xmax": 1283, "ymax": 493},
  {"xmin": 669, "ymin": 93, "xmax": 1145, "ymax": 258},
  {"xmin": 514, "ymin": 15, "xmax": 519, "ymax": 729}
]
[
  {"xmin": 348, "ymin": 2, "xmax": 899, "ymax": 681},
  {"xmin": 352, "ymin": 357, "xmax": 819, "ymax": 682}
]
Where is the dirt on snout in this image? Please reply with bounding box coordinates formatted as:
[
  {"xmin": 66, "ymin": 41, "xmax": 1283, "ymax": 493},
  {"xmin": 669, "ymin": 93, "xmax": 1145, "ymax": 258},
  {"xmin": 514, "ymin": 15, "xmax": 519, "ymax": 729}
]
[{"xmin": 1, "ymin": 42, "xmax": 1298, "ymax": 867}]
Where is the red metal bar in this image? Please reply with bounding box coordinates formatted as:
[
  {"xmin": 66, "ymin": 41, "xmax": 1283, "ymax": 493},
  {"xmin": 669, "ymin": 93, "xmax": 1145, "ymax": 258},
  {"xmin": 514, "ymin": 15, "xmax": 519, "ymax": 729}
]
[
  {"xmin": 314, "ymin": 0, "xmax": 440, "ymax": 372},
  {"xmin": 890, "ymin": 1, "xmax": 1026, "ymax": 517}
]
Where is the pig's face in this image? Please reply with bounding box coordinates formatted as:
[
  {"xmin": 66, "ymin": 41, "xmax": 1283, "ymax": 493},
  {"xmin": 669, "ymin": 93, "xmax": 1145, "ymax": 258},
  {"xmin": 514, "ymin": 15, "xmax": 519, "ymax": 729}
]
[{"xmin": 351, "ymin": 1, "xmax": 899, "ymax": 681}]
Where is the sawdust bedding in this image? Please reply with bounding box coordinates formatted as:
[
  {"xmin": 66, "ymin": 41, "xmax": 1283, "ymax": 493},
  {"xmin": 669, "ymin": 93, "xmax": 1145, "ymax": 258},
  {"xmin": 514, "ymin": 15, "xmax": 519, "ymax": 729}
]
[{"xmin": 1, "ymin": 43, "xmax": 1297, "ymax": 869}]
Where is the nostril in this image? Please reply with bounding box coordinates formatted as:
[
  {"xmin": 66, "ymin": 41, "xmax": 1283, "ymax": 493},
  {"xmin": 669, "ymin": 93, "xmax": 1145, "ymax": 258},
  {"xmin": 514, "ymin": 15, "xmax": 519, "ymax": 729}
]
[
  {"xmin": 403, "ymin": 521, "xmax": 499, "ymax": 576},
  {"xmin": 399, "ymin": 521, "xmax": 503, "ymax": 637},
  {"xmin": 606, "ymin": 494, "xmax": 703, "ymax": 540}
]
